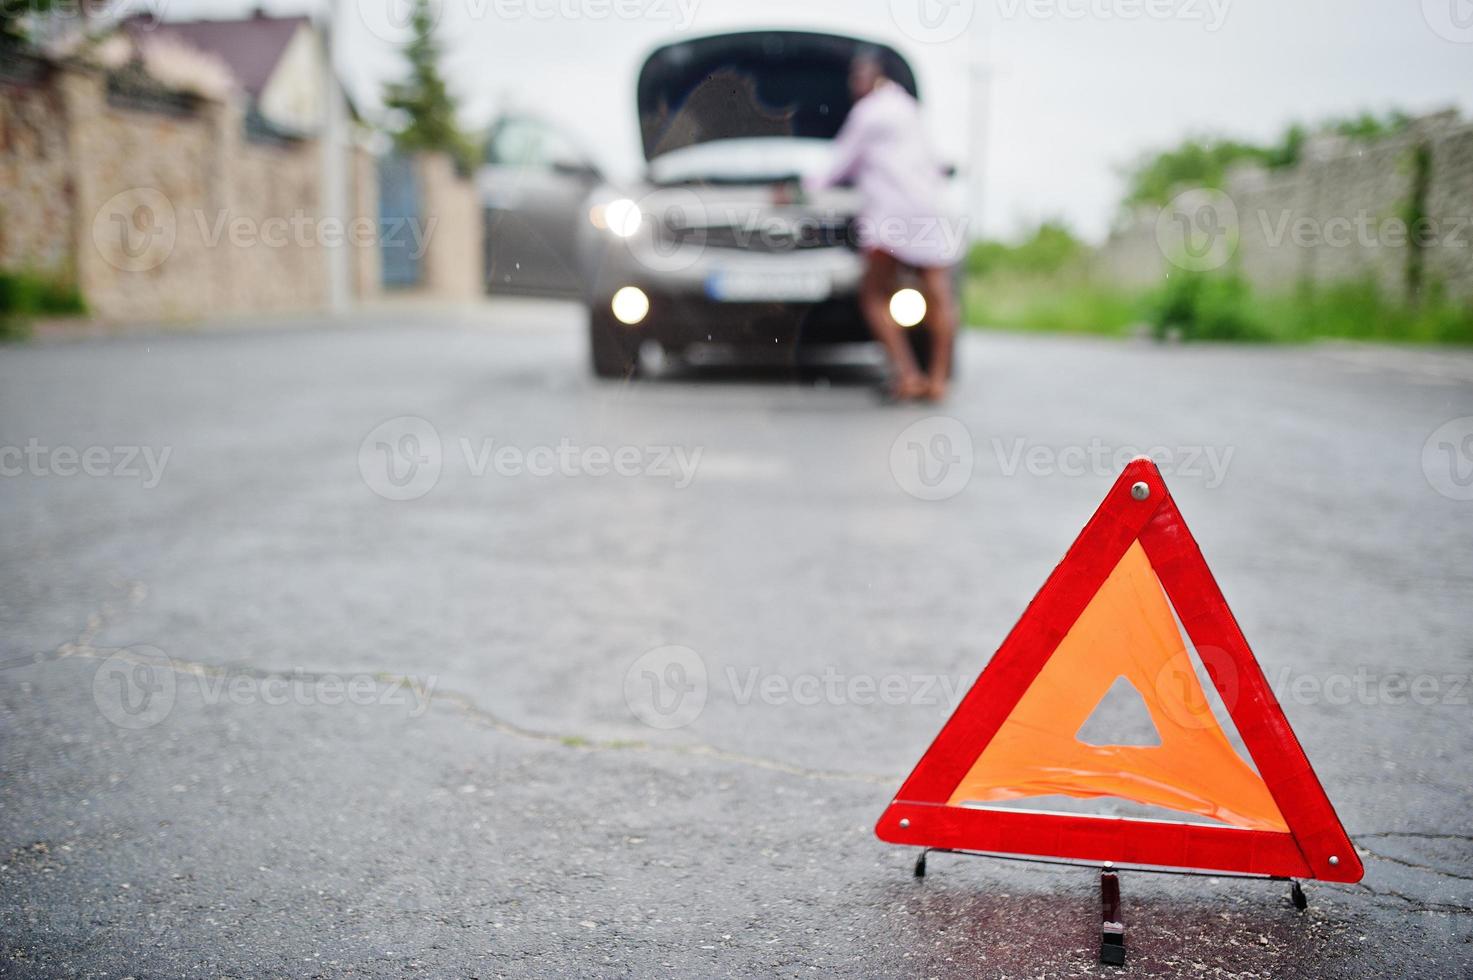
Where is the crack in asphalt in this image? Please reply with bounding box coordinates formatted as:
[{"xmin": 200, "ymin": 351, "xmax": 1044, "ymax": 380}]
[
  {"xmin": 1351, "ymin": 835, "xmax": 1473, "ymax": 884},
  {"xmin": 1356, "ymin": 832, "xmax": 1473, "ymax": 843},
  {"xmin": 19, "ymin": 580, "xmax": 895, "ymax": 790},
  {"xmin": 1349, "ymin": 882, "xmax": 1473, "ymax": 916},
  {"xmin": 15, "ymin": 581, "xmax": 1473, "ymax": 892}
]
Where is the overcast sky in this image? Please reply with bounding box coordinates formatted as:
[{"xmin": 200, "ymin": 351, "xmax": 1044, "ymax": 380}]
[{"xmin": 156, "ymin": 0, "xmax": 1473, "ymax": 242}]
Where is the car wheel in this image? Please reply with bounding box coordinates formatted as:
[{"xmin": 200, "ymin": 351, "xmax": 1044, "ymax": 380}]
[{"xmin": 589, "ymin": 310, "xmax": 638, "ymax": 379}]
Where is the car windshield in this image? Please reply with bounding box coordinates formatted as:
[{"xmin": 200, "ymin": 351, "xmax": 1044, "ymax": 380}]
[{"xmin": 648, "ymin": 138, "xmax": 835, "ymax": 186}]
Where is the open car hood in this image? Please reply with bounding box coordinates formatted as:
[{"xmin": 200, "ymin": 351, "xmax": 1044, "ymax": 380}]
[{"xmin": 637, "ymin": 31, "xmax": 918, "ymax": 161}]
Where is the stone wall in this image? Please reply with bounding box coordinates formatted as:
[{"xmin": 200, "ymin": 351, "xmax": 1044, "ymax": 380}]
[
  {"xmin": 0, "ymin": 58, "xmax": 73, "ymax": 279},
  {"xmin": 1094, "ymin": 114, "xmax": 1473, "ymax": 304},
  {"xmin": 1425, "ymin": 123, "xmax": 1473, "ymax": 302},
  {"xmin": 416, "ymin": 151, "xmax": 484, "ymax": 301},
  {"xmin": 66, "ymin": 65, "xmax": 230, "ymax": 321},
  {"xmin": 1227, "ymin": 162, "xmax": 1321, "ymax": 295},
  {"xmin": 0, "ymin": 56, "xmax": 392, "ymax": 321},
  {"xmin": 217, "ymin": 124, "xmax": 329, "ymax": 315}
]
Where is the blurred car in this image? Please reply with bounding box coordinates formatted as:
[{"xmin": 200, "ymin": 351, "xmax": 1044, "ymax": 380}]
[
  {"xmin": 577, "ymin": 30, "xmax": 959, "ymax": 378},
  {"xmin": 480, "ymin": 114, "xmax": 604, "ymax": 296}
]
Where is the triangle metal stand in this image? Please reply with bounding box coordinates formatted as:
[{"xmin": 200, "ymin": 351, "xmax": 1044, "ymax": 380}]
[{"xmin": 910, "ymin": 848, "xmax": 1309, "ymax": 968}]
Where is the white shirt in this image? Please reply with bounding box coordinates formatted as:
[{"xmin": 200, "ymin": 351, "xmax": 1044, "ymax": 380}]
[{"xmin": 803, "ymin": 81, "xmax": 962, "ymax": 268}]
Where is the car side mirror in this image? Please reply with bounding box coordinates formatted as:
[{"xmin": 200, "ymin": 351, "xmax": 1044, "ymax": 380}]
[{"xmin": 553, "ymin": 160, "xmax": 602, "ymax": 182}]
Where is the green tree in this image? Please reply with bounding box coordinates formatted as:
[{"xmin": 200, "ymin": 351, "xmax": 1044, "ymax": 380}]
[
  {"xmin": 382, "ymin": 0, "xmax": 475, "ymax": 169},
  {"xmin": 1120, "ymin": 138, "xmax": 1270, "ymax": 208},
  {"xmin": 1120, "ymin": 112, "xmax": 1416, "ymax": 208},
  {"xmin": 1328, "ymin": 110, "xmax": 1412, "ymax": 141}
]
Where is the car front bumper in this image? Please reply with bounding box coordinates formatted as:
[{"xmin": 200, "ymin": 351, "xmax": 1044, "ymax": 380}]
[{"xmin": 584, "ymin": 233, "xmax": 872, "ymax": 353}]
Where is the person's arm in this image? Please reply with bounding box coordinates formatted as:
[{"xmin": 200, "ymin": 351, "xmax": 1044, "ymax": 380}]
[{"xmin": 801, "ymin": 102, "xmax": 870, "ymax": 196}]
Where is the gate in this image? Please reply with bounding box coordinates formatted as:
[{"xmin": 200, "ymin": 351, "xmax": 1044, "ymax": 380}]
[{"xmin": 378, "ymin": 154, "xmax": 421, "ymax": 288}]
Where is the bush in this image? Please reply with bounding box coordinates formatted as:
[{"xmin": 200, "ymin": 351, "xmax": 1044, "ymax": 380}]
[
  {"xmin": 1150, "ymin": 271, "xmax": 1267, "ymax": 341},
  {"xmin": 0, "ymin": 270, "xmax": 86, "ymax": 340},
  {"xmin": 967, "ymin": 221, "xmax": 1084, "ymax": 280}
]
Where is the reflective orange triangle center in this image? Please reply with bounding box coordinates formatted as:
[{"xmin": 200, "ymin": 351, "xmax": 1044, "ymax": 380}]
[{"xmin": 947, "ymin": 541, "xmax": 1287, "ymax": 833}]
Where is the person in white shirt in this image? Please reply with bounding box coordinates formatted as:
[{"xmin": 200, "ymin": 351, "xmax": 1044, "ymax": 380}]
[{"xmin": 792, "ymin": 50, "xmax": 962, "ymax": 401}]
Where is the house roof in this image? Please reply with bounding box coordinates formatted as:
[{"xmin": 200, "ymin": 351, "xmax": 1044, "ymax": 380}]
[{"xmin": 125, "ymin": 12, "xmax": 311, "ymax": 98}]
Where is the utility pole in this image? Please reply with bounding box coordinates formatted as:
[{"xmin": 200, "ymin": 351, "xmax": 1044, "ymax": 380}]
[
  {"xmin": 321, "ymin": 0, "xmax": 351, "ymax": 314},
  {"xmin": 964, "ymin": 22, "xmax": 993, "ymax": 244}
]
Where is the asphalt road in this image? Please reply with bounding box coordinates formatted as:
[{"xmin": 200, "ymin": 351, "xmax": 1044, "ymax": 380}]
[{"xmin": 3, "ymin": 299, "xmax": 1472, "ymax": 978}]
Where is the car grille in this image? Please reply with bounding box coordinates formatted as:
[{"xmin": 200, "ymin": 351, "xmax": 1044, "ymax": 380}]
[{"xmin": 658, "ymin": 216, "xmax": 856, "ymax": 253}]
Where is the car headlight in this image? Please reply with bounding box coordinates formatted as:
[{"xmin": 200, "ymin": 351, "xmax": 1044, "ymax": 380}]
[
  {"xmin": 890, "ymin": 288, "xmax": 927, "ymax": 328},
  {"xmin": 598, "ymin": 198, "xmax": 642, "ymax": 239},
  {"xmin": 611, "ymin": 286, "xmax": 650, "ymax": 325}
]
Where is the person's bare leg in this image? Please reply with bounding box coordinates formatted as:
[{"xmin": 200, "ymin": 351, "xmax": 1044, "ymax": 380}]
[
  {"xmin": 860, "ymin": 250, "xmax": 925, "ymax": 398},
  {"xmin": 919, "ymin": 264, "xmax": 959, "ymax": 400}
]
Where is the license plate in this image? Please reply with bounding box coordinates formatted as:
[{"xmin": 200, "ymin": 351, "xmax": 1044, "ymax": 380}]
[{"xmin": 705, "ymin": 270, "xmax": 830, "ymax": 303}]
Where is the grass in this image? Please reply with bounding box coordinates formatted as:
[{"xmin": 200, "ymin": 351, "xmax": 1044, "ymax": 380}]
[
  {"xmin": 964, "ymin": 274, "xmax": 1149, "ymax": 338},
  {"xmin": 965, "ymin": 270, "xmax": 1473, "ymax": 345},
  {"xmin": 0, "ymin": 269, "xmax": 87, "ymax": 341},
  {"xmin": 1255, "ymin": 280, "xmax": 1473, "ymax": 344}
]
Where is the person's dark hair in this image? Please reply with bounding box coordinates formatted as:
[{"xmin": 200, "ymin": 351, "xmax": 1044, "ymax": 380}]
[{"xmin": 852, "ymin": 45, "xmax": 888, "ymax": 78}]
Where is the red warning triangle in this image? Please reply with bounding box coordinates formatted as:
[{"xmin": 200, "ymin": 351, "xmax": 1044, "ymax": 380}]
[{"xmin": 877, "ymin": 458, "xmax": 1362, "ymax": 883}]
